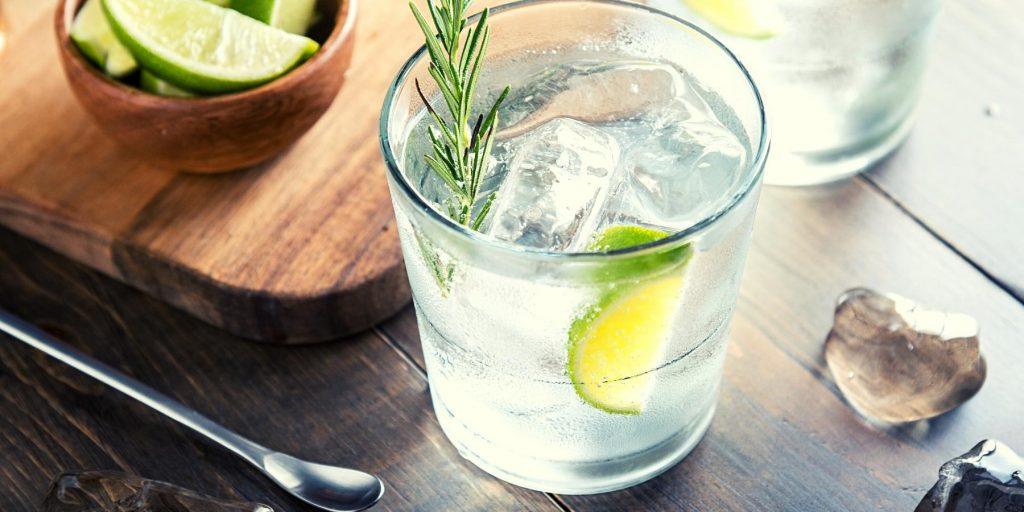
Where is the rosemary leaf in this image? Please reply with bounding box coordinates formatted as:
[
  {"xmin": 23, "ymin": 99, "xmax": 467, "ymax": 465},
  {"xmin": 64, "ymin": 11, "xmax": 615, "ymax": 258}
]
[
  {"xmin": 472, "ymin": 192, "xmax": 498, "ymax": 231},
  {"xmin": 409, "ymin": 0, "xmax": 510, "ymax": 229}
]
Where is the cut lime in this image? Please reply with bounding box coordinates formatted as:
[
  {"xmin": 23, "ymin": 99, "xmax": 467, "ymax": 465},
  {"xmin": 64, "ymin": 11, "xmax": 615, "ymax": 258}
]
[
  {"xmin": 586, "ymin": 225, "xmax": 668, "ymax": 252},
  {"xmin": 682, "ymin": 0, "xmax": 783, "ymax": 39},
  {"xmin": 71, "ymin": 0, "xmax": 138, "ymax": 77},
  {"xmin": 587, "ymin": 225, "xmax": 693, "ymax": 283},
  {"xmin": 568, "ymin": 226, "xmax": 693, "ymax": 415},
  {"xmin": 72, "ymin": 0, "xmax": 231, "ymax": 78},
  {"xmin": 232, "ymin": 0, "xmax": 317, "ymax": 35},
  {"xmin": 140, "ymin": 70, "xmax": 195, "ymax": 97},
  {"xmin": 102, "ymin": 0, "xmax": 320, "ymax": 94}
]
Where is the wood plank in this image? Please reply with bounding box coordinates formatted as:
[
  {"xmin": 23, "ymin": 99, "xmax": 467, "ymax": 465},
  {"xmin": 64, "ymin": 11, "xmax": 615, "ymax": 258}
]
[
  {"xmin": 865, "ymin": 0, "xmax": 1024, "ymax": 299},
  {"xmin": 379, "ymin": 179, "xmax": 1024, "ymax": 510},
  {"xmin": 0, "ymin": 0, "xmax": 177, "ymax": 279},
  {"xmin": 0, "ymin": 227, "xmax": 559, "ymax": 511},
  {"xmin": 0, "ymin": 0, "xmax": 422, "ymax": 342}
]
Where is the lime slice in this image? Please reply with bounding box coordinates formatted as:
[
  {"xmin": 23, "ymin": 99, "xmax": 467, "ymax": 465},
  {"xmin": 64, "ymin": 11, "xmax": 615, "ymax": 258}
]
[
  {"xmin": 101, "ymin": 0, "xmax": 320, "ymax": 94},
  {"xmin": 681, "ymin": 0, "xmax": 783, "ymax": 39},
  {"xmin": 140, "ymin": 70, "xmax": 195, "ymax": 97},
  {"xmin": 71, "ymin": 0, "xmax": 138, "ymax": 77},
  {"xmin": 568, "ymin": 226, "xmax": 693, "ymax": 415},
  {"xmin": 232, "ymin": 0, "xmax": 317, "ymax": 35}
]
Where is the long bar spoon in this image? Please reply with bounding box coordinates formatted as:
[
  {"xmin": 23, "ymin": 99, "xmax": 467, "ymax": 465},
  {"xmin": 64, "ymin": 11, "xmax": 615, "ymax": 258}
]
[{"xmin": 0, "ymin": 308, "xmax": 384, "ymax": 512}]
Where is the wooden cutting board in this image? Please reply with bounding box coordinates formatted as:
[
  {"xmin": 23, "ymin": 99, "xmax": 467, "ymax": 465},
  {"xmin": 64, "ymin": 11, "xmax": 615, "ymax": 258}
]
[{"xmin": 0, "ymin": 0, "xmax": 443, "ymax": 343}]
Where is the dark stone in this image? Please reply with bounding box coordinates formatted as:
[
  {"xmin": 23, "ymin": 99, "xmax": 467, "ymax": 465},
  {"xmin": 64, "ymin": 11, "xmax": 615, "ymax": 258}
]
[{"xmin": 916, "ymin": 440, "xmax": 1024, "ymax": 512}]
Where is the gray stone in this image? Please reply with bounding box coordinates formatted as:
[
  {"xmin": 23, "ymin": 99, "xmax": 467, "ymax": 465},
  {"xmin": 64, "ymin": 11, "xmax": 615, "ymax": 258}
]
[{"xmin": 41, "ymin": 471, "xmax": 273, "ymax": 512}]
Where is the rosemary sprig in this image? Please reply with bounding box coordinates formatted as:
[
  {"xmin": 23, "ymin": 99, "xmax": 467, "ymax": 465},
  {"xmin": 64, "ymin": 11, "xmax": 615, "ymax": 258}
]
[{"xmin": 409, "ymin": 0, "xmax": 510, "ymax": 230}]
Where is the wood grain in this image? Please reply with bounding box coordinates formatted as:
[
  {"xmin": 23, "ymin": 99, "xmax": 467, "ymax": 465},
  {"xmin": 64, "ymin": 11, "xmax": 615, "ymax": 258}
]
[
  {"xmin": 865, "ymin": 0, "xmax": 1024, "ymax": 299},
  {"xmin": 0, "ymin": 0, "xmax": 437, "ymax": 342},
  {"xmin": 0, "ymin": 0, "xmax": 1022, "ymax": 511},
  {"xmin": 0, "ymin": 226, "xmax": 560, "ymax": 512}
]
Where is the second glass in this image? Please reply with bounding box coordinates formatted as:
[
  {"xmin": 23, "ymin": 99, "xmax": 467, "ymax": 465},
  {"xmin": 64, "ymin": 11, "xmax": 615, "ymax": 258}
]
[
  {"xmin": 381, "ymin": 0, "xmax": 768, "ymax": 494},
  {"xmin": 649, "ymin": 0, "xmax": 943, "ymax": 186}
]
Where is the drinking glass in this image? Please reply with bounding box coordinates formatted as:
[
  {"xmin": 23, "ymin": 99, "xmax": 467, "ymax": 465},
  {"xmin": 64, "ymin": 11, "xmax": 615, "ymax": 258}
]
[
  {"xmin": 380, "ymin": 0, "xmax": 768, "ymax": 493},
  {"xmin": 648, "ymin": 0, "xmax": 942, "ymax": 185}
]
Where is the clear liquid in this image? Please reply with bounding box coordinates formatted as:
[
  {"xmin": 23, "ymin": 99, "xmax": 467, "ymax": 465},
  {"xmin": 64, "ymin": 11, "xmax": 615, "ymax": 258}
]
[
  {"xmin": 404, "ymin": 58, "xmax": 752, "ymax": 248},
  {"xmin": 394, "ymin": 56, "xmax": 759, "ymax": 492}
]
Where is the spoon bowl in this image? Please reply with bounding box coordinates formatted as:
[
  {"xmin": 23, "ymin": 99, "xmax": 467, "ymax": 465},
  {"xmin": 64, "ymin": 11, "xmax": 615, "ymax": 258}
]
[{"xmin": 264, "ymin": 453, "xmax": 384, "ymax": 512}]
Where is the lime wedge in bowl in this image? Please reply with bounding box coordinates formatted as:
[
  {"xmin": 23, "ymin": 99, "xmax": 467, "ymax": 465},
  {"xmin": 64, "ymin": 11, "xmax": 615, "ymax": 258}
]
[
  {"xmin": 681, "ymin": 0, "xmax": 783, "ymax": 39},
  {"xmin": 232, "ymin": 0, "xmax": 318, "ymax": 35},
  {"xmin": 71, "ymin": 0, "xmax": 137, "ymax": 77},
  {"xmin": 101, "ymin": 0, "xmax": 319, "ymax": 94},
  {"xmin": 568, "ymin": 226, "xmax": 693, "ymax": 415},
  {"xmin": 140, "ymin": 70, "xmax": 195, "ymax": 97}
]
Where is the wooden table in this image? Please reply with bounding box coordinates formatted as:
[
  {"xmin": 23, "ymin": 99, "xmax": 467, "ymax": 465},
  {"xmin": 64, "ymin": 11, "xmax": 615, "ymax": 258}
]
[{"xmin": 2, "ymin": 1, "xmax": 1022, "ymax": 510}]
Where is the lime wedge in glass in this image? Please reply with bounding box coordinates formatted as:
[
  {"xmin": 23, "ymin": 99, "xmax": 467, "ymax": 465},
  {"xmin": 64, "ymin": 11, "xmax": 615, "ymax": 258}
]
[
  {"xmin": 71, "ymin": 0, "xmax": 138, "ymax": 77},
  {"xmin": 140, "ymin": 70, "xmax": 195, "ymax": 97},
  {"xmin": 681, "ymin": 0, "xmax": 783, "ymax": 39},
  {"xmin": 101, "ymin": 0, "xmax": 319, "ymax": 94},
  {"xmin": 568, "ymin": 226, "xmax": 693, "ymax": 415},
  {"xmin": 232, "ymin": 0, "xmax": 318, "ymax": 35}
]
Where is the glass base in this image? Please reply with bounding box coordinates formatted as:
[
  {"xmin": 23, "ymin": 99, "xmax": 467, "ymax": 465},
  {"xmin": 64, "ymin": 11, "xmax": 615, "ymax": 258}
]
[
  {"xmin": 431, "ymin": 388, "xmax": 717, "ymax": 494},
  {"xmin": 764, "ymin": 112, "xmax": 917, "ymax": 187}
]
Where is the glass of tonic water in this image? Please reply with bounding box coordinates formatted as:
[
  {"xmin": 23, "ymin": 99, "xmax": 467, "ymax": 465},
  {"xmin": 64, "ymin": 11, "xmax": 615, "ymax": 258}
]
[
  {"xmin": 380, "ymin": 0, "xmax": 768, "ymax": 493},
  {"xmin": 647, "ymin": 0, "xmax": 942, "ymax": 185}
]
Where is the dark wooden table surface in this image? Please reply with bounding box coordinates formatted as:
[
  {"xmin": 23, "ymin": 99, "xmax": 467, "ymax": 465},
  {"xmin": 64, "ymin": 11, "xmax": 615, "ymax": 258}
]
[{"xmin": 2, "ymin": 1, "xmax": 1022, "ymax": 511}]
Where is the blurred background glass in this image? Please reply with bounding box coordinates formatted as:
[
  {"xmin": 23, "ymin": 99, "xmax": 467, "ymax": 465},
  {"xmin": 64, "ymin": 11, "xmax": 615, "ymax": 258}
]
[{"xmin": 646, "ymin": 0, "xmax": 943, "ymax": 186}]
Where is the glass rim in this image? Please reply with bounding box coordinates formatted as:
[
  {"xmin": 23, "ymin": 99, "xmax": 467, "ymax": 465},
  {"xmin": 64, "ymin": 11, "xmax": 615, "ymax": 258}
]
[{"xmin": 379, "ymin": 0, "xmax": 769, "ymax": 261}]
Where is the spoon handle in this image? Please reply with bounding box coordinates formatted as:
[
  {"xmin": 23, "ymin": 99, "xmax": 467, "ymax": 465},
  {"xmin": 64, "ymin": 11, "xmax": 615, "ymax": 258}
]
[{"xmin": 0, "ymin": 308, "xmax": 270, "ymax": 467}]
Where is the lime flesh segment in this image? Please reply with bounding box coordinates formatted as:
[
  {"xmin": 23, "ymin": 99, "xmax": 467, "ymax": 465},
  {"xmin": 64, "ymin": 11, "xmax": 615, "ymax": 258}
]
[
  {"xmin": 232, "ymin": 0, "xmax": 317, "ymax": 35},
  {"xmin": 681, "ymin": 0, "xmax": 782, "ymax": 39},
  {"xmin": 71, "ymin": 0, "xmax": 138, "ymax": 77},
  {"xmin": 71, "ymin": 0, "xmax": 233, "ymax": 82},
  {"xmin": 568, "ymin": 226, "xmax": 693, "ymax": 415},
  {"xmin": 102, "ymin": 0, "xmax": 320, "ymax": 94},
  {"xmin": 140, "ymin": 70, "xmax": 195, "ymax": 97},
  {"xmin": 586, "ymin": 225, "xmax": 669, "ymax": 252}
]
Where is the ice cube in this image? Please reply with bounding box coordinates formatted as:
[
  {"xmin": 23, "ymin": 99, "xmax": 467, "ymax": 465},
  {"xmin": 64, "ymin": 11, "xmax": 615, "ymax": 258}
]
[
  {"xmin": 498, "ymin": 61, "xmax": 691, "ymax": 139},
  {"xmin": 41, "ymin": 471, "xmax": 273, "ymax": 512},
  {"xmin": 485, "ymin": 117, "xmax": 620, "ymax": 251},
  {"xmin": 824, "ymin": 288, "xmax": 986, "ymax": 425},
  {"xmin": 607, "ymin": 102, "xmax": 747, "ymax": 227}
]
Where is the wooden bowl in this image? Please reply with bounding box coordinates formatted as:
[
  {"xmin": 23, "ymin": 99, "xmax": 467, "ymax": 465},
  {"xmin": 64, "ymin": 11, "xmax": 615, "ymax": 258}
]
[{"xmin": 54, "ymin": 0, "xmax": 356, "ymax": 173}]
